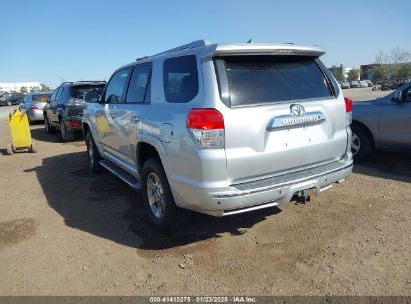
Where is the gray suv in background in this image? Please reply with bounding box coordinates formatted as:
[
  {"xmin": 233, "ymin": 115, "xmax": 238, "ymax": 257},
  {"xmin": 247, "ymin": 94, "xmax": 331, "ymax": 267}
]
[{"xmin": 83, "ymin": 40, "xmax": 353, "ymax": 231}]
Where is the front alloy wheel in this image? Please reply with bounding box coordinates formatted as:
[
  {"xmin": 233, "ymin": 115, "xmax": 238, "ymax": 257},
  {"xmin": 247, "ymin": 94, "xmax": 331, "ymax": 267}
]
[{"xmin": 86, "ymin": 132, "xmax": 100, "ymax": 173}]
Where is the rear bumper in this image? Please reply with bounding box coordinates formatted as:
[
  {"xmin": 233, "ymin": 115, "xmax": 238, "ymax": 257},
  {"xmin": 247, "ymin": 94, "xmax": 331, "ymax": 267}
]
[
  {"xmin": 27, "ymin": 109, "xmax": 44, "ymax": 121},
  {"xmin": 170, "ymin": 154, "xmax": 353, "ymax": 216},
  {"xmin": 64, "ymin": 116, "xmax": 83, "ymax": 132}
]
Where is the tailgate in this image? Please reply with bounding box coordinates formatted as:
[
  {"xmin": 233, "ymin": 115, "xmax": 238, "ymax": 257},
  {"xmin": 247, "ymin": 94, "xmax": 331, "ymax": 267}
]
[{"xmin": 213, "ymin": 54, "xmax": 348, "ymax": 183}]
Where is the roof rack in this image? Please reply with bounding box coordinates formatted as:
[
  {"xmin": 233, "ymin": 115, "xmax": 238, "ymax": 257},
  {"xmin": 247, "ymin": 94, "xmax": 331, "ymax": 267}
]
[
  {"xmin": 73, "ymin": 80, "xmax": 106, "ymax": 83},
  {"xmin": 60, "ymin": 81, "xmax": 106, "ymax": 86},
  {"xmin": 153, "ymin": 39, "xmax": 210, "ymax": 57}
]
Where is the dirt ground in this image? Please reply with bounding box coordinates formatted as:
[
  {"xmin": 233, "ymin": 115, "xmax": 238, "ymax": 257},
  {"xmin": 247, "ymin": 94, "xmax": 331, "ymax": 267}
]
[{"xmin": 0, "ymin": 106, "xmax": 410, "ymax": 296}]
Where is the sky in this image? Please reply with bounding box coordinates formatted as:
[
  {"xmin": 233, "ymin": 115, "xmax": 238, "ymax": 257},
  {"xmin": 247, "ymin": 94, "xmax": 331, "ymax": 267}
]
[{"xmin": 0, "ymin": 0, "xmax": 410, "ymax": 88}]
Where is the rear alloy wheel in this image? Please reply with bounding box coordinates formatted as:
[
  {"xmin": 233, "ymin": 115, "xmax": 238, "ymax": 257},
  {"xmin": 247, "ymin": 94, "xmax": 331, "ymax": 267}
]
[
  {"xmin": 351, "ymin": 124, "xmax": 373, "ymax": 162},
  {"xmin": 142, "ymin": 157, "xmax": 182, "ymax": 233},
  {"xmin": 44, "ymin": 116, "xmax": 55, "ymax": 134},
  {"xmin": 60, "ymin": 120, "xmax": 74, "ymax": 142},
  {"xmin": 86, "ymin": 132, "xmax": 101, "ymax": 174}
]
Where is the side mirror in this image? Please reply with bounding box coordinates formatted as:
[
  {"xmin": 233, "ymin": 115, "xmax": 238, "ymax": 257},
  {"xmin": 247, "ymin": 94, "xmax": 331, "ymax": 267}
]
[
  {"xmin": 393, "ymin": 90, "xmax": 403, "ymax": 102},
  {"xmin": 85, "ymin": 91, "xmax": 100, "ymax": 103}
]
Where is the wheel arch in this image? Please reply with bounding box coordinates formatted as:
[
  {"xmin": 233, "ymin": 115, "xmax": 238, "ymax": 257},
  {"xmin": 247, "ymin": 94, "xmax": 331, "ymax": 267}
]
[
  {"xmin": 136, "ymin": 139, "xmax": 171, "ymax": 178},
  {"xmin": 351, "ymin": 120, "xmax": 375, "ymax": 147}
]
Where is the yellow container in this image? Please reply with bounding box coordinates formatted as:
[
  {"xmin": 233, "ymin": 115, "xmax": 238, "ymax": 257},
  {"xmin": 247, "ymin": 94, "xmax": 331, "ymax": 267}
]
[{"xmin": 6, "ymin": 109, "xmax": 37, "ymax": 154}]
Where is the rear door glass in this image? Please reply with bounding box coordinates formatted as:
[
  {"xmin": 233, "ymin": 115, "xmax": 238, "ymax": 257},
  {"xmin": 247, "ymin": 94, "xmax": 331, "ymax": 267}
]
[
  {"xmin": 126, "ymin": 64, "xmax": 152, "ymax": 103},
  {"xmin": 70, "ymin": 85, "xmax": 105, "ymax": 99},
  {"xmin": 215, "ymin": 55, "xmax": 333, "ymax": 107},
  {"xmin": 32, "ymin": 93, "xmax": 51, "ymax": 102}
]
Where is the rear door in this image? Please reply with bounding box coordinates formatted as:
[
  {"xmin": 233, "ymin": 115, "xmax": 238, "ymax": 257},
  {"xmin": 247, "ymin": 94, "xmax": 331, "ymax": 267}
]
[
  {"xmin": 115, "ymin": 63, "xmax": 152, "ymax": 165},
  {"xmin": 214, "ymin": 55, "xmax": 348, "ymax": 182}
]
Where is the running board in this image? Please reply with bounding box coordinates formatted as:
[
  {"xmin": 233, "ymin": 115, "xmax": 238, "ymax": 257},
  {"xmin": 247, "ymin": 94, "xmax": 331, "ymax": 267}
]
[{"xmin": 99, "ymin": 160, "xmax": 141, "ymax": 191}]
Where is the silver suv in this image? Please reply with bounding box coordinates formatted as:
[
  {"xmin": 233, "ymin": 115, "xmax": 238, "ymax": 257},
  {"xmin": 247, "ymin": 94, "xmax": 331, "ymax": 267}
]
[{"xmin": 83, "ymin": 40, "xmax": 353, "ymax": 231}]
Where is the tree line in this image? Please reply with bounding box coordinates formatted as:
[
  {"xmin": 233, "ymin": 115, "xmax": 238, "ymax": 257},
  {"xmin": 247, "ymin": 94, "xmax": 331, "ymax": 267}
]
[{"xmin": 330, "ymin": 47, "xmax": 411, "ymax": 82}]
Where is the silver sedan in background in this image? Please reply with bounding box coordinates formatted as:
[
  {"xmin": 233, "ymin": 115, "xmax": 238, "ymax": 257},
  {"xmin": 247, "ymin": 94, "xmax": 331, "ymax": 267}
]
[
  {"xmin": 20, "ymin": 92, "xmax": 52, "ymax": 124},
  {"xmin": 351, "ymin": 82, "xmax": 411, "ymax": 160}
]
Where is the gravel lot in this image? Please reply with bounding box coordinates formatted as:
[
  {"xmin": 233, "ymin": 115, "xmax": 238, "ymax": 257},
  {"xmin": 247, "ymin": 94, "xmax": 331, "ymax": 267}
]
[{"xmin": 0, "ymin": 90, "xmax": 409, "ymax": 296}]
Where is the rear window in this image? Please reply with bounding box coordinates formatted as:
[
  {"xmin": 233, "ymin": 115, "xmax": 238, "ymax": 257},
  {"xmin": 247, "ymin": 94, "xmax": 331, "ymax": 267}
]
[
  {"xmin": 215, "ymin": 55, "xmax": 333, "ymax": 107},
  {"xmin": 163, "ymin": 55, "xmax": 198, "ymax": 103},
  {"xmin": 70, "ymin": 84, "xmax": 105, "ymax": 99},
  {"xmin": 32, "ymin": 93, "xmax": 51, "ymax": 102}
]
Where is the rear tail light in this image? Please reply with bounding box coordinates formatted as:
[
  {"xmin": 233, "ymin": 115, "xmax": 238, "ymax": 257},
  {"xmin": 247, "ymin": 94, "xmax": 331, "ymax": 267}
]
[
  {"xmin": 30, "ymin": 104, "xmax": 41, "ymax": 110},
  {"xmin": 70, "ymin": 121, "xmax": 81, "ymax": 127},
  {"xmin": 186, "ymin": 108, "xmax": 224, "ymax": 149},
  {"xmin": 344, "ymin": 97, "xmax": 352, "ymax": 125}
]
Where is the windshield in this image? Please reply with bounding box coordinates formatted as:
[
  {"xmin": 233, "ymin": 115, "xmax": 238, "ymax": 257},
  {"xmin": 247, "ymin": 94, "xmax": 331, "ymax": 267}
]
[
  {"xmin": 70, "ymin": 84, "xmax": 105, "ymax": 99},
  {"xmin": 32, "ymin": 93, "xmax": 51, "ymax": 102},
  {"xmin": 214, "ymin": 55, "xmax": 333, "ymax": 107}
]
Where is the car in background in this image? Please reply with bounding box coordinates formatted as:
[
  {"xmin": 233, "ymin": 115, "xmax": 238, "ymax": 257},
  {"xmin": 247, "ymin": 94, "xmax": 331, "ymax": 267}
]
[
  {"xmin": 340, "ymin": 81, "xmax": 350, "ymax": 89},
  {"xmin": 20, "ymin": 92, "xmax": 52, "ymax": 124},
  {"xmin": 44, "ymin": 81, "xmax": 106, "ymax": 141},
  {"xmin": 365, "ymin": 80, "xmax": 373, "ymax": 87},
  {"xmin": 359, "ymin": 80, "xmax": 368, "ymax": 88},
  {"xmin": 350, "ymin": 81, "xmax": 360, "ymax": 88},
  {"xmin": 0, "ymin": 92, "xmax": 25, "ymax": 106},
  {"xmin": 351, "ymin": 82, "xmax": 411, "ymax": 160},
  {"xmin": 381, "ymin": 82, "xmax": 391, "ymax": 91}
]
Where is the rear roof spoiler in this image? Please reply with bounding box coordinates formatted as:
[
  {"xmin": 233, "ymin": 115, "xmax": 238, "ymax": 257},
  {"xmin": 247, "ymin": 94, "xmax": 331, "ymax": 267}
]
[{"xmin": 202, "ymin": 43, "xmax": 325, "ymax": 59}]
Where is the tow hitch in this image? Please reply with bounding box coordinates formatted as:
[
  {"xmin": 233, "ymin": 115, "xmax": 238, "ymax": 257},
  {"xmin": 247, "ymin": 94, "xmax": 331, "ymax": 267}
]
[{"xmin": 293, "ymin": 188, "xmax": 316, "ymax": 204}]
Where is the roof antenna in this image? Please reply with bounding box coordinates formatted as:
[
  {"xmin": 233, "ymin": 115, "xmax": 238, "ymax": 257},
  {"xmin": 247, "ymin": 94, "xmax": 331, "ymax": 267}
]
[{"xmin": 247, "ymin": 38, "xmax": 253, "ymax": 44}]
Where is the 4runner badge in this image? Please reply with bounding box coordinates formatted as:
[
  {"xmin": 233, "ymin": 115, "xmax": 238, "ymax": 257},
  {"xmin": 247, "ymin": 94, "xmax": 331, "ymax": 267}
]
[{"xmin": 266, "ymin": 105, "xmax": 325, "ymax": 130}]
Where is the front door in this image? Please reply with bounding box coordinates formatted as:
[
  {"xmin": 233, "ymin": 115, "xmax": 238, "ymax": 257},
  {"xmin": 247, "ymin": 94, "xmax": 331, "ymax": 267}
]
[
  {"xmin": 98, "ymin": 67, "xmax": 132, "ymax": 160},
  {"xmin": 379, "ymin": 85, "xmax": 411, "ymax": 151}
]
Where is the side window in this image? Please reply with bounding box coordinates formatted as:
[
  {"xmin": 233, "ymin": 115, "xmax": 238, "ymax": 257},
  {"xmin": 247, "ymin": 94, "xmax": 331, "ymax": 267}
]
[
  {"xmin": 104, "ymin": 68, "xmax": 131, "ymax": 103},
  {"xmin": 126, "ymin": 64, "xmax": 152, "ymax": 103},
  {"xmin": 163, "ymin": 55, "xmax": 198, "ymax": 103}
]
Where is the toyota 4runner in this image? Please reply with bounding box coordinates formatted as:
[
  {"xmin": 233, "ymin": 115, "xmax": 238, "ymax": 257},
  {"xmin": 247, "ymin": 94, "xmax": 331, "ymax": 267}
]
[{"xmin": 82, "ymin": 40, "xmax": 353, "ymax": 232}]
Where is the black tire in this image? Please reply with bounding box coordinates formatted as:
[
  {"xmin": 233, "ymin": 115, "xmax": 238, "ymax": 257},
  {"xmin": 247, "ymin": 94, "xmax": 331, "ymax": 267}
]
[
  {"xmin": 86, "ymin": 132, "xmax": 101, "ymax": 174},
  {"xmin": 60, "ymin": 119, "xmax": 74, "ymax": 142},
  {"xmin": 351, "ymin": 124, "xmax": 373, "ymax": 162},
  {"xmin": 141, "ymin": 157, "xmax": 182, "ymax": 233},
  {"xmin": 44, "ymin": 115, "xmax": 55, "ymax": 134}
]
